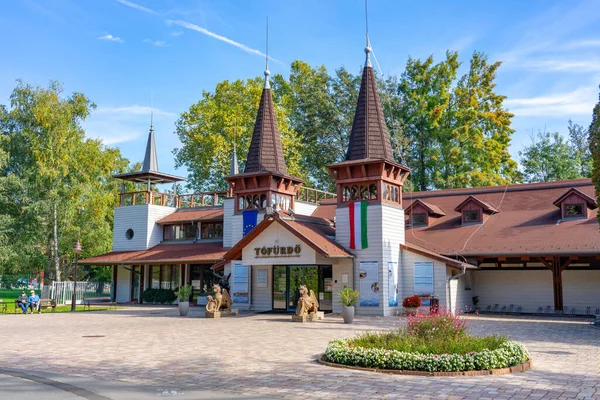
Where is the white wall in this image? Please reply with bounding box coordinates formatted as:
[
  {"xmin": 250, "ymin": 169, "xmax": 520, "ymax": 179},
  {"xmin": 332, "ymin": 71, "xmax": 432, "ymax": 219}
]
[
  {"xmin": 294, "ymin": 201, "xmax": 318, "ymax": 216},
  {"xmin": 231, "ymin": 266, "xmax": 272, "ymax": 312},
  {"xmin": 473, "ymin": 270, "xmax": 554, "ymax": 313},
  {"xmin": 241, "ymin": 222, "xmax": 317, "ymax": 265},
  {"xmin": 330, "ymin": 258, "xmax": 354, "ymax": 314},
  {"xmin": 223, "ymin": 198, "xmax": 234, "ymax": 248},
  {"xmin": 113, "ymin": 204, "xmax": 175, "ymax": 251},
  {"xmin": 399, "ymin": 249, "xmax": 448, "ymax": 310},
  {"xmin": 563, "ymin": 270, "xmax": 600, "ymax": 314},
  {"xmin": 115, "ymin": 265, "xmax": 131, "ymax": 303},
  {"xmin": 335, "ymin": 203, "xmax": 405, "ymax": 316},
  {"xmin": 448, "ymin": 267, "xmax": 473, "ymax": 315}
]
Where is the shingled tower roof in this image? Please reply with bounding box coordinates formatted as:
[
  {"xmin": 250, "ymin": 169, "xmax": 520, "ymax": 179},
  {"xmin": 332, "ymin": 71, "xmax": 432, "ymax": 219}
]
[
  {"xmin": 243, "ymin": 82, "xmax": 288, "ymax": 175},
  {"xmin": 142, "ymin": 123, "xmax": 159, "ymax": 173},
  {"xmin": 345, "ymin": 47, "xmax": 394, "ymax": 162}
]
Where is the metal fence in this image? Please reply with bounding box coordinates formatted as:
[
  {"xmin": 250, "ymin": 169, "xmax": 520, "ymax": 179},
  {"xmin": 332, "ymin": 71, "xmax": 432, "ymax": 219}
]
[{"xmin": 51, "ymin": 281, "xmax": 112, "ymax": 305}]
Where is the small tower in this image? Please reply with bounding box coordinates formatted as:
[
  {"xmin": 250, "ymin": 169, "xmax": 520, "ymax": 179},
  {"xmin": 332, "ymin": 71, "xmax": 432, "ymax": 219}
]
[
  {"xmin": 223, "ymin": 22, "xmax": 302, "ymax": 247},
  {"xmin": 112, "ymin": 117, "xmax": 185, "ymax": 251},
  {"xmin": 327, "ymin": 32, "xmax": 410, "ymax": 316}
]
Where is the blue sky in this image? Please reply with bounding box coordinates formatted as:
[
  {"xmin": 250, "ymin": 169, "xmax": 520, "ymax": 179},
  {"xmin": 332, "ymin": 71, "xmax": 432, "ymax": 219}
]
[{"xmin": 1, "ymin": 0, "xmax": 599, "ymax": 186}]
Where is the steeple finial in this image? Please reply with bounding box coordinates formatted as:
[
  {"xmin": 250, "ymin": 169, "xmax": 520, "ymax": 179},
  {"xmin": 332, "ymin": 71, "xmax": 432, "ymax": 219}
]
[
  {"xmin": 230, "ymin": 122, "xmax": 239, "ymax": 176},
  {"xmin": 264, "ymin": 17, "xmax": 270, "ymax": 89},
  {"xmin": 364, "ymin": 0, "xmax": 372, "ymax": 68}
]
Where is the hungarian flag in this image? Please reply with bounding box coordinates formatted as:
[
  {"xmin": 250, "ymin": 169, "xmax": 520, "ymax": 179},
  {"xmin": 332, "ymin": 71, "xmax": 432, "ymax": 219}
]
[{"xmin": 349, "ymin": 201, "xmax": 368, "ymax": 249}]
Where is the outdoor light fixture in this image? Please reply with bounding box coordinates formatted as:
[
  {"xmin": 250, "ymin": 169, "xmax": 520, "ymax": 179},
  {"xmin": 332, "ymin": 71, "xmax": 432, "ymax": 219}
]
[{"xmin": 71, "ymin": 239, "xmax": 82, "ymax": 312}]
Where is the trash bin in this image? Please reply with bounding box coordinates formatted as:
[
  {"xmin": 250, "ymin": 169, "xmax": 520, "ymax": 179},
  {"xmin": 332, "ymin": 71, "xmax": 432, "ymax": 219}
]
[{"xmin": 430, "ymin": 297, "xmax": 439, "ymax": 314}]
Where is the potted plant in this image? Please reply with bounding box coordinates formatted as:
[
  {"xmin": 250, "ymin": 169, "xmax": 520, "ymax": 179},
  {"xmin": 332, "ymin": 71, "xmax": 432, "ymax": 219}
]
[
  {"xmin": 402, "ymin": 295, "xmax": 422, "ymax": 316},
  {"xmin": 175, "ymin": 285, "xmax": 192, "ymax": 317},
  {"xmin": 339, "ymin": 287, "xmax": 359, "ymax": 324}
]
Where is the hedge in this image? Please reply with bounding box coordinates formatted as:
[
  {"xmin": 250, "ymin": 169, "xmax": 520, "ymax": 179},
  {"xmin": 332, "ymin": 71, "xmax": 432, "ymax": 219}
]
[
  {"xmin": 324, "ymin": 338, "xmax": 529, "ymax": 372},
  {"xmin": 142, "ymin": 288, "xmax": 176, "ymax": 304}
]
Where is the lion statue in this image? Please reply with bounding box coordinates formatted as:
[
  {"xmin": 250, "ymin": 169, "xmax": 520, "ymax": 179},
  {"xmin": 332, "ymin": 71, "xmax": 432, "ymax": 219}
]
[
  {"xmin": 295, "ymin": 285, "xmax": 319, "ymax": 316},
  {"xmin": 206, "ymin": 283, "xmax": 232, "ymax": 312}
]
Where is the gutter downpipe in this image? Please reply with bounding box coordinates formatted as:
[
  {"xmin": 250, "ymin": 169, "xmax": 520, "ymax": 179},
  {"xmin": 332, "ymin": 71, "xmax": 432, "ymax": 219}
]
[{"xmin": 446, "ymin": 265, "xmax": 466, "ymax": 315}]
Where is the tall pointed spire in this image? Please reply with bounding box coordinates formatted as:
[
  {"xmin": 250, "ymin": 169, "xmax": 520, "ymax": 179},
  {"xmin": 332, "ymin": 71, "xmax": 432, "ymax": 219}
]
[
  {"xmin": 230, "ymin": 124, "xmax": 239, "ymax": 176},
  {"xmin": 345, "ymin": 1, "xmax": 393, "ymax": 162},
  {"xmin": 243, "ymin": 17, "xmax": 287, "ymax": 175},
  {"xmin": 142, "ymin": 110, "xmax": 159, "ymax": 172}
]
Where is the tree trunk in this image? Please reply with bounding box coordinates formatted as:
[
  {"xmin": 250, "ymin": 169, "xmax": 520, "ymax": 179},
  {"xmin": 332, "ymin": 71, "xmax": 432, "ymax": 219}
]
[
  {"xmin": 53, "ymin": 200, "xmax": 61, "ymax": 282},
  {"xmin": 419, "ymin": 134, "xmax": 426, "ymax": 192}
]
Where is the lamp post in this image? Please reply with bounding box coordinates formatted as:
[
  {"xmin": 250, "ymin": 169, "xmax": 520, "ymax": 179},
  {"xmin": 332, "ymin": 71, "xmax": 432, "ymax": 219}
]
[{"xmin": 71, "ymin": 239, "xmax": 82, "ymax": 312}]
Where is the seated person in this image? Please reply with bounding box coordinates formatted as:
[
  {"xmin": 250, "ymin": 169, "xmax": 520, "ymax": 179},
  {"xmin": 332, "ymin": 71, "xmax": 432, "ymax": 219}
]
[
  {"xmin": 17, "ymin": 291, "xmax": 29, "ymax": 314},
  {"xmin": 28, "ymin": 290, "xmax": 40, "ymax": 314}
]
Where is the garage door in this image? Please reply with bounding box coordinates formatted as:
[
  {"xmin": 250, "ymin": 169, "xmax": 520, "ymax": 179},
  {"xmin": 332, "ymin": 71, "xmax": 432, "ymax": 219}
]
[
  {"xmin": 563, "ymin": 270, "xmax": 600, "ymax": 315},
  {"xmin": 473, "ymin": 270, "xmax": 553, "ymax": 313}
]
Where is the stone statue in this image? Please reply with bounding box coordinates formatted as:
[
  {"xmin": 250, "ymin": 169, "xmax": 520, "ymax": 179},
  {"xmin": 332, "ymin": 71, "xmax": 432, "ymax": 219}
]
[
  {"xmin": 206, "ymin": 283, "xmax": 232, "ymax": 313},
  {"xmin": 295, "ymin": 285, "xmax": 319, "ymax": 316}
]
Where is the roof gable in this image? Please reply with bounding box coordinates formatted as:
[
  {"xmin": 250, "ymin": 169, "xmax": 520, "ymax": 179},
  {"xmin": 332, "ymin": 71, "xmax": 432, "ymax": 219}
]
[
  {"xmin": 405, "ymin": 199, "xmax": 446, "ymax": 217},
  {"xmin": 454, "ymin": 195, "xmax": 499, "ymax": 214},
  {"xmin": 552, "ymin": 187, "xmax": 598, "ymax": 209}
]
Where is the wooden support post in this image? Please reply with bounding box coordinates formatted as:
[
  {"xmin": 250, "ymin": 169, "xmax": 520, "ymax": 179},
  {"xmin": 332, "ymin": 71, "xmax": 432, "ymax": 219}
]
[
  {"xmin": 112, "ymin": 265, "xmax": 118, "ymax": 302},
  {"xmin": 139, "ymin": 265, "xmax": 145, "ymax": 304}
]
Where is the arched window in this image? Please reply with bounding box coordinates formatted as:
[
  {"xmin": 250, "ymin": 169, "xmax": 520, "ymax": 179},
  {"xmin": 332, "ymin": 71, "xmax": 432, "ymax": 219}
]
[
  {"xmin": 351, "ymin": 185, "xmax": 359, "ymax": 201},
  {"xmin": 246, "ymin": 195, "xmax": 253, "ymax": 209},
  {"xmin": 271, "ymin": 193, "xmax": 276, "ymax": 208},
  {"xmin": 342, "ymin": 186, "xmax": 350, "ymax": 202},
  {"xmin": 253, "ymin": 194, "xmax": 260, "ymax": 208},
  {"xmin": 238, "ymin": 196, "xmax": 245, "ymax": 210},
  {"xmin": 260, "ymin": 194, "xmax": 267, "ymax": 209},
  {"xmin": 369, "ymin": 183, "xmax": 378, "ymax": 200},
  {"xmin": 360, "ymin": 184, "xmax": 369, "ymax": 200}
]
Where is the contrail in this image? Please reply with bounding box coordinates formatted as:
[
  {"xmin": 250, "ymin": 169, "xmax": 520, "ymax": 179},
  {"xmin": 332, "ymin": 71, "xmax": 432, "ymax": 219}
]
[
  {"xmin": 166, "ymin": 19, "xmax": 282, "ymax": 64},
  {"xmin": 115, "ymin": 0, "xmax": 158, "ymax": 14}
]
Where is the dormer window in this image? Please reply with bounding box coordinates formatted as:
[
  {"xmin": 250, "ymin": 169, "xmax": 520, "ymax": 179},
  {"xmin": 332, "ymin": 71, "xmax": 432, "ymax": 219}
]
[
  {"xmin": 454, "ymin": 195, "xmax": 498, "ymax": 226},
  {"xmin": 463, "ymin": 209, "xmax": 481, "ymax": 223},
  {"xmin": 553, "ymin": 188, "xmax": 597, "ymax": 220},
  {"xmin": 405, "ymin": 199, "xmax": 445, "ymax": 228}
]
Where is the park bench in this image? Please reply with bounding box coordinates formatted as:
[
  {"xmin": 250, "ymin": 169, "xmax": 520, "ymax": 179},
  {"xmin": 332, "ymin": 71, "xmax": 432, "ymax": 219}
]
[
  {"xmin": 14, "ymin": 298, "xmax": 56, "ymax": 314},
  {"xmin": 83, "ymin": 297, "xmax": 117, "ymax": 311},
  {"xmin": 0, "ymin": 299, "xmax": 6, "ymax": 314}
]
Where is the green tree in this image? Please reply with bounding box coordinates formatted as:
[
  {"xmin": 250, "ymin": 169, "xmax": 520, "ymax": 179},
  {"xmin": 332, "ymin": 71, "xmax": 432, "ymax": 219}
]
[
  {"xmin": 568, "ymin": 120, "xmax": 592, "ymax": 177},
  {"xmin": 0, "ymin": 80, "xmax": 130, "ymax": 278},
  {"xmin": 173, "ymin": 77, "xmax": 306, "ymax": 192},
  {"xmin": 398, "ymin": 51, "xmax": 460, "ymax": 191},
  {"xmin": 590, "ymin": 86, "xmax": 600, "ymax": 226},
  {"xmin": 519, "ymin": 131, "xmax": 580, "ymax": 183}
]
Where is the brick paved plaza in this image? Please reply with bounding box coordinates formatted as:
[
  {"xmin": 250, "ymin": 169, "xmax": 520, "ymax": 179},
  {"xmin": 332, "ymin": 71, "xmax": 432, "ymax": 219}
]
[{"xmin": 1, "ymin": 307, "xmax": 599, "ymax": 399}]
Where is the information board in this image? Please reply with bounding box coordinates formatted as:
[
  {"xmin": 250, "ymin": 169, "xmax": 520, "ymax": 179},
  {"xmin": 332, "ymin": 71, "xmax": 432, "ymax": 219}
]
[
  {"xmin": 232, "ymin": 262, "xmax": 249, "ymax": 303},
  {"xmin": 388, "ymin": 261, "xmax": 398, "ymax": 307},
  {"xmin": 359, "ymin": 260, "xmax": 379, "ymax": 306}
]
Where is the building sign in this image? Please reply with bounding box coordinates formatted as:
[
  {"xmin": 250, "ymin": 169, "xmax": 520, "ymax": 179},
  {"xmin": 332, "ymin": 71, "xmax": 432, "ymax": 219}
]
[
  {"xmin": 254, "ymin": 244, "xmax": 301, "ymax": 258},
  {"xmin": 388, "ymin": 261, "xmax": 398, "ymax": 307},
  {"xmin": 359, "ymin": 260, "xmax": 379, "ymax": 306},
  {"xmin": 232, "ymin": 262, "xmax": 249, "ymax": 303}
]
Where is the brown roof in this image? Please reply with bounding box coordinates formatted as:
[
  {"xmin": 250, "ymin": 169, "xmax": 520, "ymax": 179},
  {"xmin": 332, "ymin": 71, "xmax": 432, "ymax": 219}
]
[
  {"xmin": 345, "ymin": 65, "xmax": 394, "ymax": 162},
  {"xmin": 80, "ymin": 242, "xmax": 227, "ymax": 265},
  {"xmin": 454, "ymin": 195, "xmax": 499, "ymax": 214},
  {"xmin": 156, "ymin": 207, "xmax": 224, "ymax": 224},
  {"xmin": 310, "ymin": 198, "xmax": 337, "ymax": 220},
  {"xmin": 405, "ymin": 199, "xmax": 446, "ymax": 217},
  {"xmin": 404, "ymin": 179, "xmax": 600, "ymax": 257},
  {"xmin": 552, "ymin": 187, "xmax": 597, "ymax": 208},
  {"xmin": 222, "ymin": 213, "xmax": 353, "ymax": 261},
  {"xmin": 244, "ymin": 88, "xmax": 287, "ymax": 175},
  {"xmin": 401, "ymin": 243, "xmax": 475, "ymax": 269}
]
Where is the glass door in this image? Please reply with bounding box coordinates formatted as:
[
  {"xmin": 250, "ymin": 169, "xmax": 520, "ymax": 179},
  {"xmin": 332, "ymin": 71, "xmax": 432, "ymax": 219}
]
[
  {"xmin": 287, "ymin": 266, "xmax": 319, "ymax": 312},
  {"xmin": 319, "ymin": 265, "xmax": 333, "ymax": 311},
  {"xmin": 131, "ymin": 266, "xmax": 140, "ymax": 302},
  {"xmin": 273, "ymin": 266, "xmax": 287, "ymax": 310}
]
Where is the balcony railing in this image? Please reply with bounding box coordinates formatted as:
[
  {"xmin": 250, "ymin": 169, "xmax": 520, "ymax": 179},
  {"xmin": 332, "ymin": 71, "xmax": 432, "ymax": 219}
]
[
  {"xmin": 295, "ymin": 187, "xmax": 337, "ymax": 204},
  {"xmin": 119, "ymin": 191, "xmax": 227, "ymax": 208}
]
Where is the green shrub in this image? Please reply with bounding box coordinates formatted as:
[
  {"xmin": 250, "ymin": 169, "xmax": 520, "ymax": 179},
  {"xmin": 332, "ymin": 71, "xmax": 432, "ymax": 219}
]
[
  {"xmin": 175, "ymin": 285, "xmax": 192, "ymax": 301},
  {"xmin": 142, "ymin": 288, "xmax": 176, "ymax": 304},
  {"xmin": 339, "ymin": 287, "xmax": 359, "ymax": 307}
]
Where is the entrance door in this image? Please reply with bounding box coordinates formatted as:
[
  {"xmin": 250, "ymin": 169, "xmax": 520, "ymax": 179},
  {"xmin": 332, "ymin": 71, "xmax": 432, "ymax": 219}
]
[
  {"xmin": 272, "ymin": 265, "xmax": 332, "ymax": 312},
  {"xmin": 131, "ymin": 266, "xmax": 140, "ymax": 302}
]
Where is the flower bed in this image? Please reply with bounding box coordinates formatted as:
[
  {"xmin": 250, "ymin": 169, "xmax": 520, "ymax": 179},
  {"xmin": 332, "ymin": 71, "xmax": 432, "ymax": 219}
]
[
  {"xmin": 322, "ymin": 312, "xmax": 530, "ymax": 373},
  {"xmin": 324, "ymin": 339, "xmax": 529, "ymax": 372}
]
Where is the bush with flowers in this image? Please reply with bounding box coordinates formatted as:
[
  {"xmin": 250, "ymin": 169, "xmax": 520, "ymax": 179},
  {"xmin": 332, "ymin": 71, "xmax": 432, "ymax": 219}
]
[
  {"xmin": 324, "ymin": 312, "xmax": 529, "ymax": 372},
  {"xmin": 402, "ymin": 295, "xmax": 422, "ymax": 308}
]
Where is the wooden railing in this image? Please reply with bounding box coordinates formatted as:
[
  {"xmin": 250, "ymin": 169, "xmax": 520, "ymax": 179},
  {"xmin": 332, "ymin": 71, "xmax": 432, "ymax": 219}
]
[
  {"xmin": 119, "ymin": 191, "xmax": 227, "ymax": 208},
  {"xmin": 295, "ymin": 187, "xmax": 336, "ymax": 204}
]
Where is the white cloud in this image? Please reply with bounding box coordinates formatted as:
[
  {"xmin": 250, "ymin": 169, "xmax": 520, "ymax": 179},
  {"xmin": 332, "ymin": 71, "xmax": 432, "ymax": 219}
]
[
  {"xmin": 166, "ymin": 19, "xmax": 282, "ymax": 64},
  {"xmin": 143, "ymin": 39, "xmax": 168, "ymax": 47},
  {"xmin": 96, "ymin": 105, "xmax": 175, "ymax": 117},
  {"xmin": 561, "ymin": 39, "xmax": 600, "ymax": 50},
  {"xmin": 519, "ymin": 59, "xmax": 600, "ymax": 73},
  {"xmin": 170, "ymin": 30, "xmax": 184, "ymax": 37},
  {"xmin": 115, "ymin": 0, "xmax": 157, "ymax": 14},
  {"xmin": 97, "ymin": 34, "xmax": 124, "ymax": 43},
  {"xmin": 505, "ymin": 87, "xmax": 597, "ymax": 117}
]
